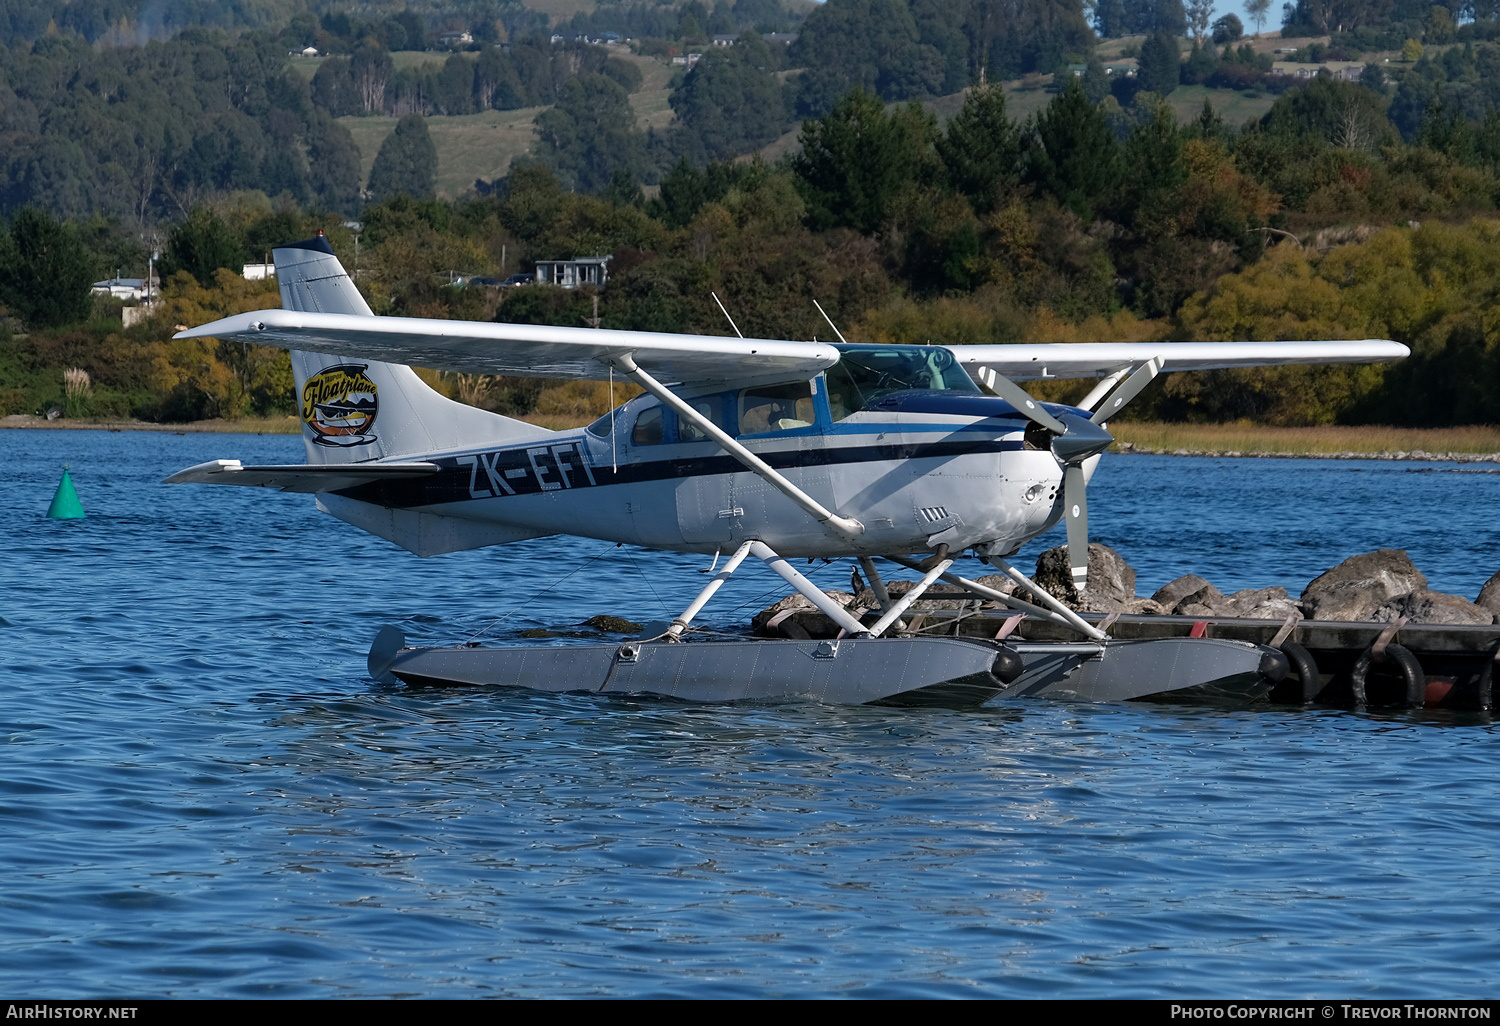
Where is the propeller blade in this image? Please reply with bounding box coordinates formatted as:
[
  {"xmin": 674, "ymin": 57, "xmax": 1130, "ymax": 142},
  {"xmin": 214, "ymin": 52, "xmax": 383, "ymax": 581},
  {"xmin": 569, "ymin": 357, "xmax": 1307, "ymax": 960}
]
[
  {"xmin": 1090, "ymin": 357, "xmax": 1163, "ymax": 426},
  {"xmin": 975, "ymin": 367, "xmax": 1067, "ymax": 434},
  {"xmin": 1064, "ymin": 463, "xmax": 1089, "ymax": 594}
]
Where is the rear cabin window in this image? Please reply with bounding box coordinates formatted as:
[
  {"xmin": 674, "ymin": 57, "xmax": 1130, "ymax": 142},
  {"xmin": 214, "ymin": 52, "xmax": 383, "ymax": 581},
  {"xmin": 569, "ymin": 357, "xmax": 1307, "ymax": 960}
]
[{"xmin": 737, "ymin": 382, "xmax": 815, "ymax": 436}]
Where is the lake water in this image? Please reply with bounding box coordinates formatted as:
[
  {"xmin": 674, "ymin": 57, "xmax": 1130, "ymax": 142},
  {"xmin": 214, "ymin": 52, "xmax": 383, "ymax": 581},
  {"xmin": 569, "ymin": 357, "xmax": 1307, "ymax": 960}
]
[{"xmin": 3, "ymin": 429, "xmax": 1499, "ymax": 998}]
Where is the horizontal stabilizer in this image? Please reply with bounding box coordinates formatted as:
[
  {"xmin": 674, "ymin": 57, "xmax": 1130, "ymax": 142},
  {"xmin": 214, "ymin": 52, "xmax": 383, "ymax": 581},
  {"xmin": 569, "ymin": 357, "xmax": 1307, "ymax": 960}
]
[{"xmin": 164, "ymin": 459, "xmax": 439, "ymax": 493}]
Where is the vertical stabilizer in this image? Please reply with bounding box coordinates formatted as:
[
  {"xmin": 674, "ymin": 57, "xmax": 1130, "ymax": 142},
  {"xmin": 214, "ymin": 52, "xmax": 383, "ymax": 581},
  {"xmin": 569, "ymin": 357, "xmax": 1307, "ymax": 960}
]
[{"xmin": 272, "ymin": 235, "xmax": 551, "ymax": 464}]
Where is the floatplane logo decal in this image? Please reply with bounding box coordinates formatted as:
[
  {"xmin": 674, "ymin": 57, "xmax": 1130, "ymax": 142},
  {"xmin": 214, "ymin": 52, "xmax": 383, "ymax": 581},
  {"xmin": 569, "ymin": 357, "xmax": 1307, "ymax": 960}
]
[{"xmin": 302, "ymin": 365, "xmax": 378, "ymax": 447}]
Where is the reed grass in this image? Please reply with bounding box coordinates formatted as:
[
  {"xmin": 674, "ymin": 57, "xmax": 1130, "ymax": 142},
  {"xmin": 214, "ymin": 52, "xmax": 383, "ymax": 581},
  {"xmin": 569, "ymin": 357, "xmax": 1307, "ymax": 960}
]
[{"xmin": 1110, "ymin": 421, "xmax": 1500, "ymax": 456}]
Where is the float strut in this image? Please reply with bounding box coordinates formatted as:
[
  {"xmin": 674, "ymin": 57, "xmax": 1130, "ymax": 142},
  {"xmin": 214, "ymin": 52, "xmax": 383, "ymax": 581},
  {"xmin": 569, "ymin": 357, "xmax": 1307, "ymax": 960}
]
[
  {"xmin": 666, "ymin": 540, "xmax": 755, "ymax": 640},
  {"xmin": 979, "ymin": 555, "xmax": 1109, "ymax": 641},
  {"xmin": 749, "ymin": 541, "xmax": 869, "ymax": 637},
  {"xmin": 866, "ymin": 558, "xmax": 954, "ymax": 638}
]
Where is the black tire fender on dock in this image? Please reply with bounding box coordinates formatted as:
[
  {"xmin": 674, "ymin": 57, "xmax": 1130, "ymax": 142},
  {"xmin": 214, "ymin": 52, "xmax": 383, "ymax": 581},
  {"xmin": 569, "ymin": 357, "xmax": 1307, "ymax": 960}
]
[
  {"xmin": 1476, "ymin": 643, "xmax": 1499, "ymax": 714},
  {"xmin": 1350, "ymin": 642, "xmax": 1425, "ymax": 709},
  {"xmin": 1279, "ymin": 641, "xmax": 1321, "ymax": 704}
]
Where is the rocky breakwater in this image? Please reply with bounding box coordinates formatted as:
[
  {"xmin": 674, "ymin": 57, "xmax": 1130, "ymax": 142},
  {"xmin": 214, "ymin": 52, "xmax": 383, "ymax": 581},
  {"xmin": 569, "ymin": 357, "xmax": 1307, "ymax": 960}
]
[{"xmin": 752, "ymin": 547, "xmax": 1500, "ymax": 634}]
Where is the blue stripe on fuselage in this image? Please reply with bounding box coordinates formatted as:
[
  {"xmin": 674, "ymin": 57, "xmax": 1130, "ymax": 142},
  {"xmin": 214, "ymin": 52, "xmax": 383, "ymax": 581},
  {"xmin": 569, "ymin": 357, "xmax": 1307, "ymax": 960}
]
[{"xmin": 334, "ymin": 425, "xmax": 1032, "ymax": 510}]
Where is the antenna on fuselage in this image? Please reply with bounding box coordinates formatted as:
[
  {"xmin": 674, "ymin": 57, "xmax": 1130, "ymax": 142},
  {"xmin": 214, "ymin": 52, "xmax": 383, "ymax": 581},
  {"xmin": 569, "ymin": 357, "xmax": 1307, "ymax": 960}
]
[
  {"xmin": 813, "ymin": 299, "xmax": 848, "ymax": 344},
  {"xmin": 711, "ymin": 292, "xmax": 743, "ymax": 338}
]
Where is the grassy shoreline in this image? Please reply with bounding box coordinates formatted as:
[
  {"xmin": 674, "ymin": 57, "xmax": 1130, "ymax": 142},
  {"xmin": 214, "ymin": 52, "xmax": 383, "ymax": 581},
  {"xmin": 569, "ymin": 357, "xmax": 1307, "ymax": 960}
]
[
  {"xmin": 1109, "ymin": 422, "xmax": 1500, "ymax": 459},
  {"xmin": 7, "ymin": 415, "xmax": 1499, "ymax": 460}
]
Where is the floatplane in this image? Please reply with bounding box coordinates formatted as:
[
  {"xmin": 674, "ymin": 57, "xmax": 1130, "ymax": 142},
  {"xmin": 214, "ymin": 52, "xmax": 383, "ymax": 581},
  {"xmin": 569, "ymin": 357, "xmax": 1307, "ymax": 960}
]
[{"xmin": 167, "ymin": 235, "xmax": 1407, "ymax": 705}]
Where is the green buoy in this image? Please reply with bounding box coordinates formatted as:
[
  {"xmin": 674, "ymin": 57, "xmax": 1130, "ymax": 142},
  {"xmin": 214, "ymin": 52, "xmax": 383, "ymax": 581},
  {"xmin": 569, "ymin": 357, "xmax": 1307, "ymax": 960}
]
[{"xmin": 47, "ymin": 465, "xmax": 85, "ymax": 519}]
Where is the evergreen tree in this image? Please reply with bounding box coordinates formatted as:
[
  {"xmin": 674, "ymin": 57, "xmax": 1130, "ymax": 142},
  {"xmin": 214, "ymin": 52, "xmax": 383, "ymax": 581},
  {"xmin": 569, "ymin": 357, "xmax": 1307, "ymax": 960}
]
[
  {"xmin": 306, "ymin": 114, "xmax": 364, "ymax": 216},
  {"xmin": 1024, "ymin": 78, "xmax": 1122, "ymax": 219},
  {"xmin": 936, "ymin": 84, "xmax": 1022, "ymax": 211},
  {"xmin": 0, "ymin": 207, "xmax": 94, "ymax": 328},
  {"xmin": 653, "ymin": 158, "xmax": 711, "ymax": 228},
  {"xmin": 792, "ymin": 89, "xmax": 938, "ymax": 233},
  {"xmin": 1137, "ymin": 32, "xmax": 1182, "ymax": 96},
  {"xmin": 368, "ymin": 115, "xmax": 438, "ymax": 202},
  {"xmin": 1096, "ymin": 0, "xmax": 1128, "ymax": 36}
]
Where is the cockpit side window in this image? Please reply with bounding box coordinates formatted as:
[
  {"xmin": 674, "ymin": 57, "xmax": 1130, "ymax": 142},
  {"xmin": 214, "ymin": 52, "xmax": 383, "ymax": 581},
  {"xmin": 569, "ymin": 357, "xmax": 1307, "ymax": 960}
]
[
  {"xmin": 631, "ymin": 406, "xmax": 664, "ymax": 445},
  {"xmin": 737, "ymin": 382, "xmax": 815, "ymax": 436},
  {"xmin": 826, "ymin": 345, "xmax": 980, "ymax": 420}
]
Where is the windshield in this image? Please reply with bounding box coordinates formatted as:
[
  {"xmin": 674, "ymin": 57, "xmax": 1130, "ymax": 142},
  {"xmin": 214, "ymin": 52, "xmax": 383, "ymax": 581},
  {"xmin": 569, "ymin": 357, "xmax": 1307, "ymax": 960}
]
[{"xmin": 826, "ymin": 344, "xmax": 979, "ymax": 420}]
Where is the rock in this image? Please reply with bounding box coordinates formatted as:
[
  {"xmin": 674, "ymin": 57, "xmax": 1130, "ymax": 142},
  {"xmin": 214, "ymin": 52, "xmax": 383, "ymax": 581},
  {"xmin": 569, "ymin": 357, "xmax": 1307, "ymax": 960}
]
[
  {"xmin": 1402, "ymin": 589, "xmax": 1497, "ymax": 626},
  {"xmin": 1478, "ymin": 571, "xmax": 1500, "ymax": 617},
  {"xmin": 1300, "ymin": 549, "xmax": 1427, "ymax": 622},
  {"xmin": 1242, "ymin": 598, "xmax": 1304, "ymax": 621},
  {"xmin": 1032, "ymin": 543, "xmax": 1137, "ymax": 611},
  {"xmin": 1219, "ymin": 586, "xmax": 1303, "ymax": 621},
  {"xmin": 854, "ymin": 574, "xmax": 1015, "ymax": 612},
  {"xmin": 751, "ymin": 589, "xmax": 856, "ymax": 634},
  {"xmin": 1126, "ymin": 597, "xmax": 1167, "ymax": 615},
  {"xmin": 1150, "ymin": 574, "xmax": 1225, "ymax": 614},
  {"xmin": 584, "ymin": 614, "xmax": 644, "ymax": 634},
  {"xmin": 1178, "ymin": 601, "xmax": 1219, "ymax": 618}
]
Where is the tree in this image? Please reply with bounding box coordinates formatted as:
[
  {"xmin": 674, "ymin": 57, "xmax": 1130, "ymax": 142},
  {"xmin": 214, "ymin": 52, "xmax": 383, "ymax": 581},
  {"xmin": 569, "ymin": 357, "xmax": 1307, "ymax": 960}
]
[
  {"xmin": 532, "ymin": 75, "xmax": 646, "ymax": 194},
  {"xmin": 936, "ymin": 84, "xmax": 1022, "ymax": 210},
  {"xmin": 788, "ymin": 0, "xmax": 946, "ymax": 117},
  {"xmin": 163, "ymin": 207, "xmax": 242, "ymax": 289},
  {"xmin": 601, "ymin": 167, "xmax": 645, "ymax": 208},
  {"xmin": 350, "ymin": 42, "xmax": 393, "ymax": 114},
  {"xmin": 368, "ymin": 114, "xmax": 438, "ymax": 201},
  {"xmin": 1186, "ymin": 0, "xmax": 1215, "ymax": 42},
  {"xmin": 1095, "ymin": 0, "xmax": 1129, "ymax": 36},
  {"xmin": 1025, "ymin": 78, "xmax": 1122, "ymax": 219},
  {"xmin": 1246, "ymin": 0, "xmax": 1270, "ymax": 35},
  {"xmin": 1137, "ymin": 32, "xmax": 1182, "ymax": 96},
  {"xmin": 1211, "ymin": 13, "xmax": 1243, "ymax": 42},
  {"xmin": 306, "ymin": 113, "xmax": 363, "ymax": 216},
  {"xmin": 792, "ymin": 89, "xmax": 938, "ymax": 233},
  {"xmin": 669, "ymin": 44, "xmax": 787, "ymax": 162},
  {"xmin": 0, "ymin": 207, "xmax": 94, "ymax": 328}
]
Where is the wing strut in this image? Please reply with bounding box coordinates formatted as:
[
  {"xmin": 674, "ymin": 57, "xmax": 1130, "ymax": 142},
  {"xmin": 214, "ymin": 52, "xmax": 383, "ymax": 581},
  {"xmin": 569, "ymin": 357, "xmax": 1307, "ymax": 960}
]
[{"xmin": 609, "ymin": 353, "xmax": 864, "ymax": 541}]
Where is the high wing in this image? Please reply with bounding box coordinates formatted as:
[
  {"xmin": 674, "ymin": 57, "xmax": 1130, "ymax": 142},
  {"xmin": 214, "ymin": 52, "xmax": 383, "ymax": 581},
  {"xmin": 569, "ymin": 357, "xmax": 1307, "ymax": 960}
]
[
  {"xmin": 165, "ymin": 459, "xmax": 439, "ymax": 493},
  {"xmin": 175, "ymin": 309, "xmax": 840, "ymax": 390},
  {"xmin": 954, "ymin": 340, "xmax": 1409, "ymax": 381}
]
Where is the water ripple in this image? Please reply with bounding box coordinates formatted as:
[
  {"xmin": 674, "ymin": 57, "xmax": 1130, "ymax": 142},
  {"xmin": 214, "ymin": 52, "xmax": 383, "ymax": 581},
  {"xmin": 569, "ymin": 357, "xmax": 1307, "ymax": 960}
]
[{"xmin": 2, "ymin": 432, "xmax": 1499, "ymax": 996}]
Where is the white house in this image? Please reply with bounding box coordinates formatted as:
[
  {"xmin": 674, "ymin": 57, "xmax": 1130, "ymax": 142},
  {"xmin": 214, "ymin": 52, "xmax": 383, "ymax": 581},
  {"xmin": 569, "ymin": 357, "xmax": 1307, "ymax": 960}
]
[
  {"xmin": 242, "ymin": 263, "xmax": 276, "ymax": 281},
  {"xmin": 91, "ymin": 277, "xmax": 151, "ymax": 302},
  {"xmin": 534, "ymin": 255, "xmax": 611, "ymax": 289}
]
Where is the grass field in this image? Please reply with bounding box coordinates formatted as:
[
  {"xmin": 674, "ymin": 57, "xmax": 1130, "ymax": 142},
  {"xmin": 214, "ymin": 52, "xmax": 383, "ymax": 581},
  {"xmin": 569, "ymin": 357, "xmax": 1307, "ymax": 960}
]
[
  {"xmin": 628, "ymin": 53, "xmax": 676, "ymax": 133},
  {"xmin": 519, "ymin": 0, "xmax": 597, "ymax": 22},
  {"xmin": 340, "ymin": 107, "xmax": 546, "ymax": 198},
  {"xmin": 1111, "ymin": 422, "xmax": 1500, "ymax": 456},
  {"xmin": 1166, "ymin": 84, "xmax": 1276, "ymax": 127}
]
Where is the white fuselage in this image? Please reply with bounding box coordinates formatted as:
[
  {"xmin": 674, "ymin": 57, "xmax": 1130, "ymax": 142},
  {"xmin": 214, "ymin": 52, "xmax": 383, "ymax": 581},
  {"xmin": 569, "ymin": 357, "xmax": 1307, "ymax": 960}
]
[{"xmin": 324, "ymin": 383, "xmax": 1082, "ymax": 559}]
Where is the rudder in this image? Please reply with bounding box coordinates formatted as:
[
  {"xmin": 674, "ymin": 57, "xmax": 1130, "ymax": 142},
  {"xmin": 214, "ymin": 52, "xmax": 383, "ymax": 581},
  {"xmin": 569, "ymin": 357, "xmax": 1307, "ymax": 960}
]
[{"xmin": 273, "ymin": 234, "xmax": 549, "ymax": 463}]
